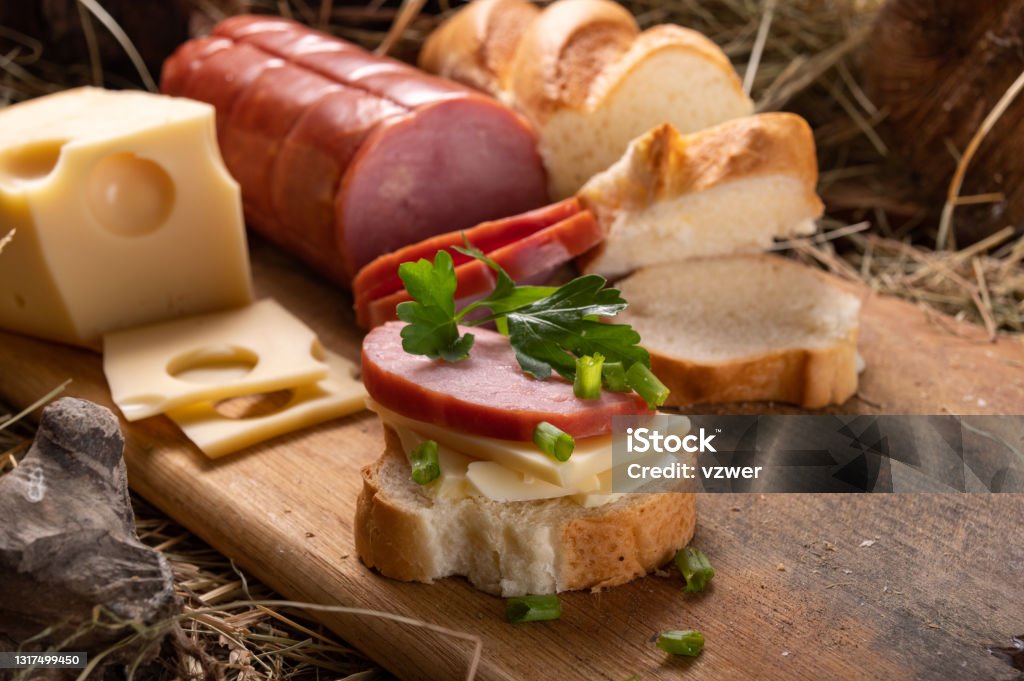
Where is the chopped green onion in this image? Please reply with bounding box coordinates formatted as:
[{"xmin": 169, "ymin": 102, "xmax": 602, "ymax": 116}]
[
  {"xmin": 409, "ymin": 440, "xmax": 440, "ymax": 485},
  {"xmin": 533, "ymin": 421, "xmax": 574, "ymax": 462},
  {"xmin": 674, "ymin": 547, "xmax": 715, "ymax": 593},
  {"xmin": 505, "ymin": 594, "xmax": 561, "ymax": 623},
  {"xmin": 602, "ymin": 361, "xmax": 629, "ymax": 392},
  {"xmin": 656, "ymin": 630, "xmax": 704, "ymax": 656},
  {"xmin": 626, "ymin": 363, "xmax": 670, "ymax": 409},
  {"xmin": 574, "ymin": 353, "xmax": 604, "ymax": 400}
]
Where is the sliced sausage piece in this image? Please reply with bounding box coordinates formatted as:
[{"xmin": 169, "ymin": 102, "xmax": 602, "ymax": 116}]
[
  {"xmin": 222, "ymin": 62, "xmax": 340, "ymax": 225},
  {"xmin": 161, "ymin": 16, "xmax": 548, "ymax": 286},
  {"xmin": 364, "ymin": 209, "xmax": 604, "ymax": 328},
  {"xmin": 162, "ymin": 39, "xmax": 280, "ymax": 140},
  {"xmin": 352, "ymin": 197, "xmax": 581, "ymax": 325},
  {"xmin": 216, "ymin": 16, "xmax": 474, "ymax": 108},
  {"xmin": 271, "ymin": 90, "xmax": 404, "ymax": 285},
  {"xmin": 363, "ymin": 322, "xmax": 651, "ymax": 441}
]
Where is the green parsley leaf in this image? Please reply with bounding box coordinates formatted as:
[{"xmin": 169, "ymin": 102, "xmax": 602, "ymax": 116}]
[
  {"xmin": 395, "ymin": 250, "xmax": 474, "ymax": 362},
  {"xmin": 393, "ymin": 238, "xmax": 664, "ymax": 403},
  {"xmin": 453, "ymin": 243, "xmax": 516, "ymax": 303},
  {"xmin": 452, "ymin": 243, "xmax": 556, "ymax": 330},
  {"xmin": 501, "ymin": 276, "xmax": 650, "ymax": 380}
]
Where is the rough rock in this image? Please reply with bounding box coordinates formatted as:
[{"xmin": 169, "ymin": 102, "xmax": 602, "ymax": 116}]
[{"xmin": 0, "ymin": 397, "xmax": 178, "ymax": 657}]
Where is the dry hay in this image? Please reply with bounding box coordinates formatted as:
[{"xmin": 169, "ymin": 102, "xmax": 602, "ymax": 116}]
[
  {"xmin": 0, "ymin": 403, "xmax": 388, "ymax": 681},
  {"xmin": 0, "ymin": 0, "xmax": 1021, "ymax": 678}
]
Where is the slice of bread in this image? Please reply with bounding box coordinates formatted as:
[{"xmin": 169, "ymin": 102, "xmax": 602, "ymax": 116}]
[
  {"xmin": 616, "ymin": 255, "xmax": 861, "ymax": 409},
  {"xmin": 579, "ymin": 114, "xmax": 824, "ymax": 279},
  {"xmin": 355, "ymin": 427, "xmax": 697, "ymax": 596},
  {"xmin": 421, "ymin": 0, "xmax": 753, "ymax": 199}
]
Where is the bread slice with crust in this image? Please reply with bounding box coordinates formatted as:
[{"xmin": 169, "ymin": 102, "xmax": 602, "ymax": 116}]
[
  {"xmin": 355, "ymin": 427, "xmax": 697, "ymax": 596},
  {"xmin": 616, "ymin": 255, "xmax": 861, "ymax": 409},
  {"xmin": 579, "ymin": 114, "xmax": 824, "ymax": 279},
  {"xmin": 420, "ymin": 0, "xmax": 753, "ymax": 198}
]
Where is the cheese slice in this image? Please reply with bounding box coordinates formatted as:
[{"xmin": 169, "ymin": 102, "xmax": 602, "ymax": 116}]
[
  {"xmin": 166, "ymin": 351, "xmax": 366, "ymax": 458},
  {"xmin": 370, "ymin": 400, "xmax": 685, "ymax": 490},
  {"xmin": 369, "ymin": 400, "xmax": 613, "ymax": 490},
  {"xmin": 465, "ymin": 461, "xmax": 576, "ymax": 502},
  {"xmin": 388, "ymin": 422, "xmax": 623, "ymax": 506},
  {"xmin": 0, "ymin": 87, "xmax": 252, "ymax": 347},
  {"xmin": 103, "ymin": 299, "xmax": 329, "ymax": 421},
  {"xmin": 375, "ymin": 402, "xmax": 692, "ymax": 506}
]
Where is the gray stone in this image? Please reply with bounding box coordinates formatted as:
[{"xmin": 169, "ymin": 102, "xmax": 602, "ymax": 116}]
[{"xmin": 0, "ymin": 397, "xmax": 178, "ymax": 658}]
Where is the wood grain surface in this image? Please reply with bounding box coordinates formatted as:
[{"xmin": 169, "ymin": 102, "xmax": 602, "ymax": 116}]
[{"xmin": 1, "ymin": 238, "xmax": 1022, "ymax": 680}]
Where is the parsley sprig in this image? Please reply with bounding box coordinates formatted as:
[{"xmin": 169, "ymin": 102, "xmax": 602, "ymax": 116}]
[{"xmin": 395, "ymin": 242, "xmax": 667, "ymax": 407}]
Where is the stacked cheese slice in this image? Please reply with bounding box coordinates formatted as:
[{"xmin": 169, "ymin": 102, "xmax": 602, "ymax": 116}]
[
  {"xmin": 369, "ymin": 400, "xmax": 689, "ymax": 508},
  {"xmin": 103, "ymin": 299, "xmax": 367, "ymax": 458}
]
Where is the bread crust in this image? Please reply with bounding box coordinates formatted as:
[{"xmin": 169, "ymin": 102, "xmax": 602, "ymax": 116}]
[
  {"xmin": 355, "ymin": 427, "xmax": 698, "ymax": 593},
  {"xmin": 423, "ymin": 0, "xmax": 749, "ymax": 128},
  {"xmin": 419, "ymin": 0, "xmax": 538, "ymax": 97},
  {"xmin": 579, "ymin": 113, "xmax": 823, "ymax": 215},
  {"xmin": 355, "ymin": 432, "xmax": 438, "ymax": 582},
  {"xmin": 577, "ymin": 114, "xmax": 824, "ymax": 277},
  {"xmin": 617, "ymin": 256, "xmax": 862, "ymax": 409},
  {"xmin": 561, "ymin": 488, "xmax": 696, "ymax": 590},
  {"xmin": 651, "ymin": 331, "xmax": 860, "ymax": 409},
  {"xmin": 506, "ymin": 0, "xmax": 638, "ymax": 122}
]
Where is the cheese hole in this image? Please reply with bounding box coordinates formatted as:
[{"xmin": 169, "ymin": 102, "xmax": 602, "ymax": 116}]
[
  {"xmin": 167, "ymin": 346, "xmax": 258, "ymax": 384},
  {"xmin": 87, "ymin": 153, "xmax": 175, "ymax": 236},
  {"xmin": 0, "ymin": 139, "xmax": 67, "ymax": 185},
  {"xmin": 213, "ymin": 390, "xmax": 294, "ymax": 420},
  {"xmin": 310, "ymin": 339, "xmax": 327, "ymax": 362}
]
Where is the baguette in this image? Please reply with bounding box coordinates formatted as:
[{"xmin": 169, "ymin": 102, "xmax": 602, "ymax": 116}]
[
  {"xmin": 579, "ymin": 114, "xmax": 824, "ymax": 279},
  {"xmin": 355, "ymin": 428, "xmax": 697, "ymax": 596},
  {"xmin": 616, "ymin": 255, "xmax": 861, "ymax": 409},
  {"xmin": 421, "ymin": 0, "xmax": 753, "ymax": 198}
]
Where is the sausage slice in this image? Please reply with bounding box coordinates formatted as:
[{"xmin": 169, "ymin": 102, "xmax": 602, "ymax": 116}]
[{"xmin": 362, "ymin": 322, "xmax": 651, "ymax": 441}]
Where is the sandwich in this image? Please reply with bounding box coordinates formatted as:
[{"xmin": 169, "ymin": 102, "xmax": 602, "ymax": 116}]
[{"xmin": 353, "ymin": 249, "xmax": 697, "ymax": 596}]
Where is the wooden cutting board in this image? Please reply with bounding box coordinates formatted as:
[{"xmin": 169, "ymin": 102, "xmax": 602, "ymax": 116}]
[{"xmin": 1, "ymin": 239, "xmax": 1023, "ymax": 681}]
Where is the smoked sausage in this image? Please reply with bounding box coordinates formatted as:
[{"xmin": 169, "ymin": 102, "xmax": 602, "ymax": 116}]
[{"xmin": 162, "ymin": 16, "xmax": 548, "ymax": 286}]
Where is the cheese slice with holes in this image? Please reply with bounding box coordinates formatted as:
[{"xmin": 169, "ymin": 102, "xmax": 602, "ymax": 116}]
[
  {"xmin": 0, "ymin": 87, "xmax": 252, "ymax": 347},
  {"xmin": 103, "ymin": 299, "xmax": 328, "ymax": 421},
  {"xmin": 166, "ymin": 351, "xmax": 367, "ymax": 458}
]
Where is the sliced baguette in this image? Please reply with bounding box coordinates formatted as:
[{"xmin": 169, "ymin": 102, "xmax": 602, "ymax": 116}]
[
  {"xmin": 579, "ymin": 114, "xmax": 824, "ymax": 279},
  {"xmin": 355, "ymin": 427, "xmax": 697, "ymax": 596},
  {"xmin": 616, "ymin": 255, "xmax": 861, "ymax": 409},
  {"xmin": 421, "ymin": 0, "xmax": 753, "ymax": 198}
]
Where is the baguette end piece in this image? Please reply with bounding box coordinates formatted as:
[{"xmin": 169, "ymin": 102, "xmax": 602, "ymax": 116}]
[{"xmin": 579, "ymin": 114, "xmax": 825, "ymax": 279}]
